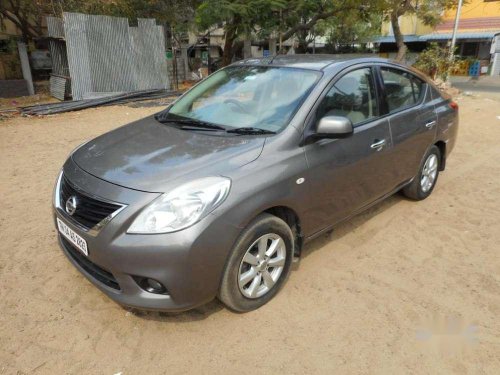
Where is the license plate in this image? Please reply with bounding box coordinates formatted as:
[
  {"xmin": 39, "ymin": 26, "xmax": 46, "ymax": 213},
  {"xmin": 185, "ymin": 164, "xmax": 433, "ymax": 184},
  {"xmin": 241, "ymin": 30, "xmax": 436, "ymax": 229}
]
[{"xmin": 57, "ymin": 218, "xmax": 88, "ymax": 256}]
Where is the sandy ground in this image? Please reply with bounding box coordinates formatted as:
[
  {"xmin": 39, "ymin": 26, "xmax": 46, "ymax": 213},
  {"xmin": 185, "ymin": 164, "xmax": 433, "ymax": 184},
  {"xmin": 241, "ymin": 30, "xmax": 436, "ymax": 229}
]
[{"xmin": 0, "ymin": 93, "xmax": 499, "ymax": 375}]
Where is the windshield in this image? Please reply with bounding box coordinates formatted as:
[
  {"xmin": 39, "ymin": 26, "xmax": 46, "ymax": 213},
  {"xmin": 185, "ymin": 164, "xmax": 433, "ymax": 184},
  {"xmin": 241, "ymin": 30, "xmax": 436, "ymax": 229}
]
[{"xmin": 167, "ymin": 66, "xmax": 321, "ymax": 132}]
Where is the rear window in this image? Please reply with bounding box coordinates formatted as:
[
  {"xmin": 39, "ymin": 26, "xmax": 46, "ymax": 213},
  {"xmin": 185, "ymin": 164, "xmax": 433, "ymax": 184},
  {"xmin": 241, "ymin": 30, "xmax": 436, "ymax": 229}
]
[
  {"xmin": 430, "ymin": 85, "xmax": 445, "ymax": 101},
  {"xmin": 381, "ymin": 68, "xmax": 425, "ymax": 113}
]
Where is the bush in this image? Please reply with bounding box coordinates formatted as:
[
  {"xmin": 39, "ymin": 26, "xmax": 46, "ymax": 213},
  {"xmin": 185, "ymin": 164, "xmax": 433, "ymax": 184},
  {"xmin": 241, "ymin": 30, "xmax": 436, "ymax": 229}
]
[{"xmin": 413, "ymin": 43, "xmax": 459, "ymax": 80}]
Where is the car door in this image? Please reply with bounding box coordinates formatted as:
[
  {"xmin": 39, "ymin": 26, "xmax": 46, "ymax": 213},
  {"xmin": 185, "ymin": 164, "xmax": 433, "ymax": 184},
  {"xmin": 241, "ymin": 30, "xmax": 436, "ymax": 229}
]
[
  {"xmin": 378, "ymin": 66, "xmax": 437, "ymax": 183},
  {"xmin": 302, "ymin": 66, "xmax": 395, "ymax": 234}
]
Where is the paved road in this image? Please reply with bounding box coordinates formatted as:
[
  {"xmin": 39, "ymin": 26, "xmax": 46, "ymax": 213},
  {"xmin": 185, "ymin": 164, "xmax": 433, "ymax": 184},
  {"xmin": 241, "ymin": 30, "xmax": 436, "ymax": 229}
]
[{"xmin": 451, "ymin": 76, "xmax": 500, "ymax": 93}]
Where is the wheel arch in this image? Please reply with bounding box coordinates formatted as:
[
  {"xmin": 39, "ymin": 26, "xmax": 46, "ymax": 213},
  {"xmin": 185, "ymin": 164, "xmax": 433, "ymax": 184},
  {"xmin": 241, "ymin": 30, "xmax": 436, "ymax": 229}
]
[
  {"xmin": 262, "ymin": 206, "xmax": 303, "ymax": 257},
  {"xmin": 435, "ymin": 140, "xmax": 446, "ymax": 171}
]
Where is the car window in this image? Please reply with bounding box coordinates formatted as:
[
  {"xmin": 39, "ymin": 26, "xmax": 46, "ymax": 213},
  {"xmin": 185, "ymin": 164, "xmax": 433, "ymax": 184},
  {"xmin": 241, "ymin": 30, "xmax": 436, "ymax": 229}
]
[
  {"xmin": 317, "ymin": 68, "xmax": 378, "ymax": 126},
  {"xmin": 168, "ymin": 66, "xmax": 321, "ymax": 132},
  {"xmin": 380, "ymin": 68, "xmax": 425, "ymax": 112},
  {"xmin": 430, "ymin": 85, "xmax": 443, "ymax": 101}
]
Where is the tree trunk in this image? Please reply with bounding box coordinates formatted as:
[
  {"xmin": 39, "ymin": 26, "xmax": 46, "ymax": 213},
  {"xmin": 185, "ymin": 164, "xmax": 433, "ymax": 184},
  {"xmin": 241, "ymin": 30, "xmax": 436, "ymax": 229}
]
[
  {"xmin": 295, "ymin": 39, "xmax": 308, "ymax": 54},
  {"xmin": 391, "ymin": 12, "xmax": 407, "ymax": 62},
  {"xmin": 221, "ymin": 28, "xmax": 236, "ymax": 66},
  {"xmin": 221, "ymin": 15, "xmax": 241, "ymax": 67}
]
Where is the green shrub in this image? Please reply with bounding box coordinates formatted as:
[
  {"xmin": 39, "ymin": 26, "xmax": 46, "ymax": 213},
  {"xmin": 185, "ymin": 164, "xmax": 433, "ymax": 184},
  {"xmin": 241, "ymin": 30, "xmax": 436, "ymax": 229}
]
[{"xmin": 414, "ymin": 43, "xmax": 459, "ymax": 80}]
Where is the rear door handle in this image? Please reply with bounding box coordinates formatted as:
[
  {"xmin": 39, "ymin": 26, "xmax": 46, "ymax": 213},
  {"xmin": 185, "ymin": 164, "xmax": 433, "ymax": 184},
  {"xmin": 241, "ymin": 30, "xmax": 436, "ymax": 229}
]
[
  {"xmin": 370, "ymin": 139, "xmax": 386, "ymax": 151},
  {"xmin": 425, "ymin": 120, "xmax": 437, "ymax": 129}
]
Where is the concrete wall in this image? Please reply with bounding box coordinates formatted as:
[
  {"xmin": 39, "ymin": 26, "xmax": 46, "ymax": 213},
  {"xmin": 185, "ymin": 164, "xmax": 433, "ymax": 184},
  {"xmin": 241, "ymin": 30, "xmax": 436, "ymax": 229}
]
[
  {"xmin": 381, "ymin": 14, "xmax": 434, "ymax": 37},
  {"xmin": 443, "ymin": 0, "xmax": 500, "ymax": 20}
]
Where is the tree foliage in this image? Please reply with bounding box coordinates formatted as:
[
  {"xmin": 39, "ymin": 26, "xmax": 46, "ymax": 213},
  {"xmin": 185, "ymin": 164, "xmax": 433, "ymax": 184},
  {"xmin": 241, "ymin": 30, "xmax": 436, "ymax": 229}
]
[
  {"xmin": 1, "ymin": 0, "xmax": 199, "ymax": 42},
  {"xmin": 196, "ymin": 0, "xmax": 285, "ymax": 65},
  {"xmin": 379, "ymin": 0, "xmax": 457, "ymax": 61},
  {"xmin": 1, "ymin": 0, "xmax": 456, "ymax": 67},
  {"xmin": 196, "ymin": 0, "xmax": 373, "ymax": 65},
  {"xmin": 0, "ymin": 0, "xmax": 53, "ymax": 41},
  {"xmin": 321, "ymin": 12, "xmax": 382, "ymax": 53}
]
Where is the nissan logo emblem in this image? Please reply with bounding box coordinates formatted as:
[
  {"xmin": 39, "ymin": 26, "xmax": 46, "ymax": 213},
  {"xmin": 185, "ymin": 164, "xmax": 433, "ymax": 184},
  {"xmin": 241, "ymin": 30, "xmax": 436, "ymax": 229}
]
[{"xmin": 65, "ymin": 196, "xmax": 78, "ymax": 216}]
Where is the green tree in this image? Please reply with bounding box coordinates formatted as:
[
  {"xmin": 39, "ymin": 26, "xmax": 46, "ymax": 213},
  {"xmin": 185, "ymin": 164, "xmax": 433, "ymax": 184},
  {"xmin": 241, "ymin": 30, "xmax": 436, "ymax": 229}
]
[
  {"xmin": 380, "ymin": 0, "xmax": 457, "ymax": 62},
  {"xmin": 196, "ymin": 0, "xmax": 285, "ymax": 66},
  {"xmin": 0, "ymin": 0, "xmax": 53, "ymax": 41},
  {"xmin": 197, "ymin": 0, "xmax": 372, "ymax": 66},
  {"xmin": 321, "ymin": 12, "xmax": 382, "ymax": 53},
  {"xmin": 1, "ymin": 0, "xmax": 199, "ymax": 43}
]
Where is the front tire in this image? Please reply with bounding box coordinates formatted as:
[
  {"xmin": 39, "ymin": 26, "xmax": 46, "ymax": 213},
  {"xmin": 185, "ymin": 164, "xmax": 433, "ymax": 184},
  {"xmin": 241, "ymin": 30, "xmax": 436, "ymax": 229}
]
[
  {"xmin": 218, "ymin": 213, "xmax": 293, "ymax": 312},
  {"xmin": 403, "ymin": 145, "xmax": 441, "ymax": 200}
]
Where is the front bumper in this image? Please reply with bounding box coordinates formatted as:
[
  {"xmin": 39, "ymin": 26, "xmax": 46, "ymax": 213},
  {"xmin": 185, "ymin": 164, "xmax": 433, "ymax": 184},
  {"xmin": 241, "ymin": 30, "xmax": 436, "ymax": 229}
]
[{"xmin": 54, "ymin": 159, "xmax": 242, "ymax": 312}]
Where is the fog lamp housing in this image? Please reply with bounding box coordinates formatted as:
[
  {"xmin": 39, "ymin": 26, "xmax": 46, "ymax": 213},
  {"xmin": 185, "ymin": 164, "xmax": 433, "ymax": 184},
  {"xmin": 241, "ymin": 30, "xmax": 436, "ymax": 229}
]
[{"xmin": 134, "ymin": 276, "xmax": 169, "ymax": 295}]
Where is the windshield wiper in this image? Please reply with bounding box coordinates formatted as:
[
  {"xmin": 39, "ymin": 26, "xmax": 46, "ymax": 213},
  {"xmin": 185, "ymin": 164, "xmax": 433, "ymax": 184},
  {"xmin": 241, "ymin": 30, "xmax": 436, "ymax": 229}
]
[
  {"xmin": 155, "ymin": 115, "xmax": 226, "ymax": 131},
  {"xmin": 226, "ymin": 127, "xmax": 276, "ymax": 135}
]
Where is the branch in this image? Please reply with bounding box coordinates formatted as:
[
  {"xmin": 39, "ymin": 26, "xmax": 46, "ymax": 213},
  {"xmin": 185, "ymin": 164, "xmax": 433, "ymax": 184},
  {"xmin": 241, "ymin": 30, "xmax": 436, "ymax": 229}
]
[
  {"xmin": 280, "ymin": 4, "xmax": 359, "ymax": 42},
  {"xmin": 0, "ymin": 10, "xmax": 39, "ymax": 39},
  {"xmin": 396, "ymin": 0, "xmax": 414, "ymax": 17},
  {"xmin": 8, "ymin": 0, "xmax": 19, "ymax": 13},
  {"xmin": 0, "ymin": 10, "xmax": 22, "ymax": 30}
]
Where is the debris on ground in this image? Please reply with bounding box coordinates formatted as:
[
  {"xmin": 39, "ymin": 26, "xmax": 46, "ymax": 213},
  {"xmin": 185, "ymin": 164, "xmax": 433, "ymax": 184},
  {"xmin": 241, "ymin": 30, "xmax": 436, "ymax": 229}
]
[
  {"xmin": 19, "ymin": 89, "xmax": 181, "ymax": 116},
  {"xmin": 433, "ymin": 78, "xmax": 461, "ymax": 96}
]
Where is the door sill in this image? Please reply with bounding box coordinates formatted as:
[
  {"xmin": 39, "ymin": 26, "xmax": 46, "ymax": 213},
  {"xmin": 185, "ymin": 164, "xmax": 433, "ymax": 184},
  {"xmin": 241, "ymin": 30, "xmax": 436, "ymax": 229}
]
[{"xmin": 303, "ymin": 179, "xmax": 412, "ymax": 244}]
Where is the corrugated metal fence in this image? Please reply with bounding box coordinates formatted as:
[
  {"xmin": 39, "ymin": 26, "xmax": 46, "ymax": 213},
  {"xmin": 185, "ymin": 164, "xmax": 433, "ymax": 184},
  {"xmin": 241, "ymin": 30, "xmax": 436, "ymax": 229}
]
[
  {"xmin": 47, "ymin": 13, "xmax": 169, "ymax": 100},
  {"xmin": 47, "ymin": 17, "xmax": 71, "ymax": 100}
]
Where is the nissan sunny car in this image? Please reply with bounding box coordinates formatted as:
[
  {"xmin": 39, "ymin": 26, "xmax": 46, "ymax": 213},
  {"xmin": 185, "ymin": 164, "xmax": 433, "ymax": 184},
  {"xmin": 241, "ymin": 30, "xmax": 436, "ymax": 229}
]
[{"xmin": 53, "ymin": 56, "xmax": 458, "ymax": 312}]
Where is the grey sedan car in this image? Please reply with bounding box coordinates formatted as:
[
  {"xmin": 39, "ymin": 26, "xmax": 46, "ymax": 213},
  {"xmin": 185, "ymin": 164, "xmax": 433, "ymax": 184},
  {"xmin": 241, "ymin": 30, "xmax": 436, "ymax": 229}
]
[{"xmin": 53, "ymin": 56, "xmax": 458, "ymax": 312}]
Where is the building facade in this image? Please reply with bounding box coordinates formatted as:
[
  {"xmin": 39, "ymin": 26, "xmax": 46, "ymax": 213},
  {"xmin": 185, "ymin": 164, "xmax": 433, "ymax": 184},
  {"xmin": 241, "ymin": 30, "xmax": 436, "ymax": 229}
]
[{"xmin": 377, "ymin": 0, "xmax": 500, "ymax": 75}]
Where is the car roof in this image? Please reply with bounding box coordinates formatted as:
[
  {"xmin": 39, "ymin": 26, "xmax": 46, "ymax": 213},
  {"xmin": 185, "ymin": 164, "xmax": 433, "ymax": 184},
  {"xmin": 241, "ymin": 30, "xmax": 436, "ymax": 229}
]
[{"xmin": 230, "ymin": 55, "xmax": 394, "ymax": 71}]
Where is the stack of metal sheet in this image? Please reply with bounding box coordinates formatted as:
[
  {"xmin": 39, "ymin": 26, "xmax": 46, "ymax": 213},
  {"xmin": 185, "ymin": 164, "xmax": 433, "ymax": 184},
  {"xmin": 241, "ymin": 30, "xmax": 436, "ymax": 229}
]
[
  {"xmin": 20, "ymin": 89, "xmax": 180, "ymax": 116},
  {"xmin": 49, "ymin": 75, "xmax": 71, "ymax": 101}
]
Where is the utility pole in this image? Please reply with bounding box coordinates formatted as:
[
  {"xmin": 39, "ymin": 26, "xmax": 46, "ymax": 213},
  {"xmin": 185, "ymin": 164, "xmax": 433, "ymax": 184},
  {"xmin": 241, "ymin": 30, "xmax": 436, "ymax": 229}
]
[
  {"xmin": 449, "ymin": 0, "xmax": 464, "ymax": 62},
  {"xmin": 447, "ymin": 0, "xmax": 464, "ymax": 83}
]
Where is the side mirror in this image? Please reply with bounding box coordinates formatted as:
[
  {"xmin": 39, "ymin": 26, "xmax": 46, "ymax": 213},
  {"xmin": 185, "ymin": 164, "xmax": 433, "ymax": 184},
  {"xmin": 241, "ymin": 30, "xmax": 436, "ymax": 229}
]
[{"xmin": 315, "ymin": 116, "xmax": 353, "ymax": 139}]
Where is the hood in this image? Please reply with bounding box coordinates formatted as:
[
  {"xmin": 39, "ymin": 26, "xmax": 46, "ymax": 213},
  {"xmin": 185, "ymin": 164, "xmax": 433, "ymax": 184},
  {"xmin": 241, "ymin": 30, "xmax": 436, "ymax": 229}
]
[{"xmin": 72, "ymin": 116, "xmax": 265, "ymax": 192}]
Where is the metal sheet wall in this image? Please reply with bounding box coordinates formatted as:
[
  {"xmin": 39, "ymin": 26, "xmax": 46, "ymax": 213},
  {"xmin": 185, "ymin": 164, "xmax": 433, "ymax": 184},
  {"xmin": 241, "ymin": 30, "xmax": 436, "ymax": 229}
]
[
  {"xmin": 48, "ymin": 40, "xmax": 69, "ymax": 76},
  {"xmin": 130, "ymin": 19, "xmax": 169, "ymax": 91},
  {"xmin": 62, "ymin": 12, "xmax": 169, "ymax": 100},
  {"xmin": 47, "ymin": 17, "xmax": 65, "ymax": 38}
]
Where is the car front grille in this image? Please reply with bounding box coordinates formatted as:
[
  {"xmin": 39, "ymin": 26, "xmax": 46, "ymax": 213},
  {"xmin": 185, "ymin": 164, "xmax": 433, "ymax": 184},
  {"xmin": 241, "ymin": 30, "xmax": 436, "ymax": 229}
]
[
  {"xmin": 60, "ymin": 236, "xmax": 120, "ymax": 290},
  {"xmin": 60, "ymin": 175, "xmax": 122, "ymax": 230}
]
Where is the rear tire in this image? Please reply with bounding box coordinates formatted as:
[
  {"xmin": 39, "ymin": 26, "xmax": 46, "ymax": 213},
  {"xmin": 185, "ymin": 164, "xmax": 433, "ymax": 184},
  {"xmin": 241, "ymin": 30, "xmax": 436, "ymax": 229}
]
[
  {"xmin": 218, "ymin": 213, "xmax": 293, "ymax": 312},
  {"xmin": 403, "ymin": 145, "xmax": 441, "ymax": 200}
]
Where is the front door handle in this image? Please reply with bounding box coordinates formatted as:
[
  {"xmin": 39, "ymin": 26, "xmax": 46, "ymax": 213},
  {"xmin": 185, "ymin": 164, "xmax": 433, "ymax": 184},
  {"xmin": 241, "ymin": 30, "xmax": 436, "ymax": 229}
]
[
  {"xmin": 425, "ymin": 120, "xmax": 437, "ymax": 129},
  {"xmin": 370, "ymin": 139, "xmax": 386, "ymax": 151}
]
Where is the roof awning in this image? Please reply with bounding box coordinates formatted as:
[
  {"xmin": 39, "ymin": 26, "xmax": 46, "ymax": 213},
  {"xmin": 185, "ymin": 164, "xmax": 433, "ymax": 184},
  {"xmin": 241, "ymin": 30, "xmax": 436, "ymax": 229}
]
[
  {"xmin": 372, "ymin": 31, "xmax": 500, "ymax": 44},
  {"xmin": 420, "ymin": 31, "xmax": 500, "ymax": 41},
  {"xmin": 372, "ymin": 35, "xmax": 421, "ymax": 43}
]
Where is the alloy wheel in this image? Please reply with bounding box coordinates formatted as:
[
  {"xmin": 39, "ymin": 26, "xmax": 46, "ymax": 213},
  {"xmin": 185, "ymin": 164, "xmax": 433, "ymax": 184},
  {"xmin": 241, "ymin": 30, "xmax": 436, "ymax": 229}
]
[
  {"xmin": 421, "ymin": 153, "xmax": 438, "ymax": 193},
  {"xmin": 238, "ymin": 233, "xmax": 287, "ymax": 299}
]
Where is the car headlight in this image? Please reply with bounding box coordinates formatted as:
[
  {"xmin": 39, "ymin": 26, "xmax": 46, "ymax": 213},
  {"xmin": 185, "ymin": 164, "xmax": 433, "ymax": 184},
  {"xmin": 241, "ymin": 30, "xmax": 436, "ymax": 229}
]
[{"xmin": 127, "ymin": 177, "xmax": 231, "ymax": 234}]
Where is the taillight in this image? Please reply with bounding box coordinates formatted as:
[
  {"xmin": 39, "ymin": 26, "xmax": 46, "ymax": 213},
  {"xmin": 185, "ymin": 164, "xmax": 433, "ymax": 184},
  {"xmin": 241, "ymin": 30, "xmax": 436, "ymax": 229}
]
[{"xmin": 449, "ymin": 101, "xmax": 459, "ymax": 110}]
